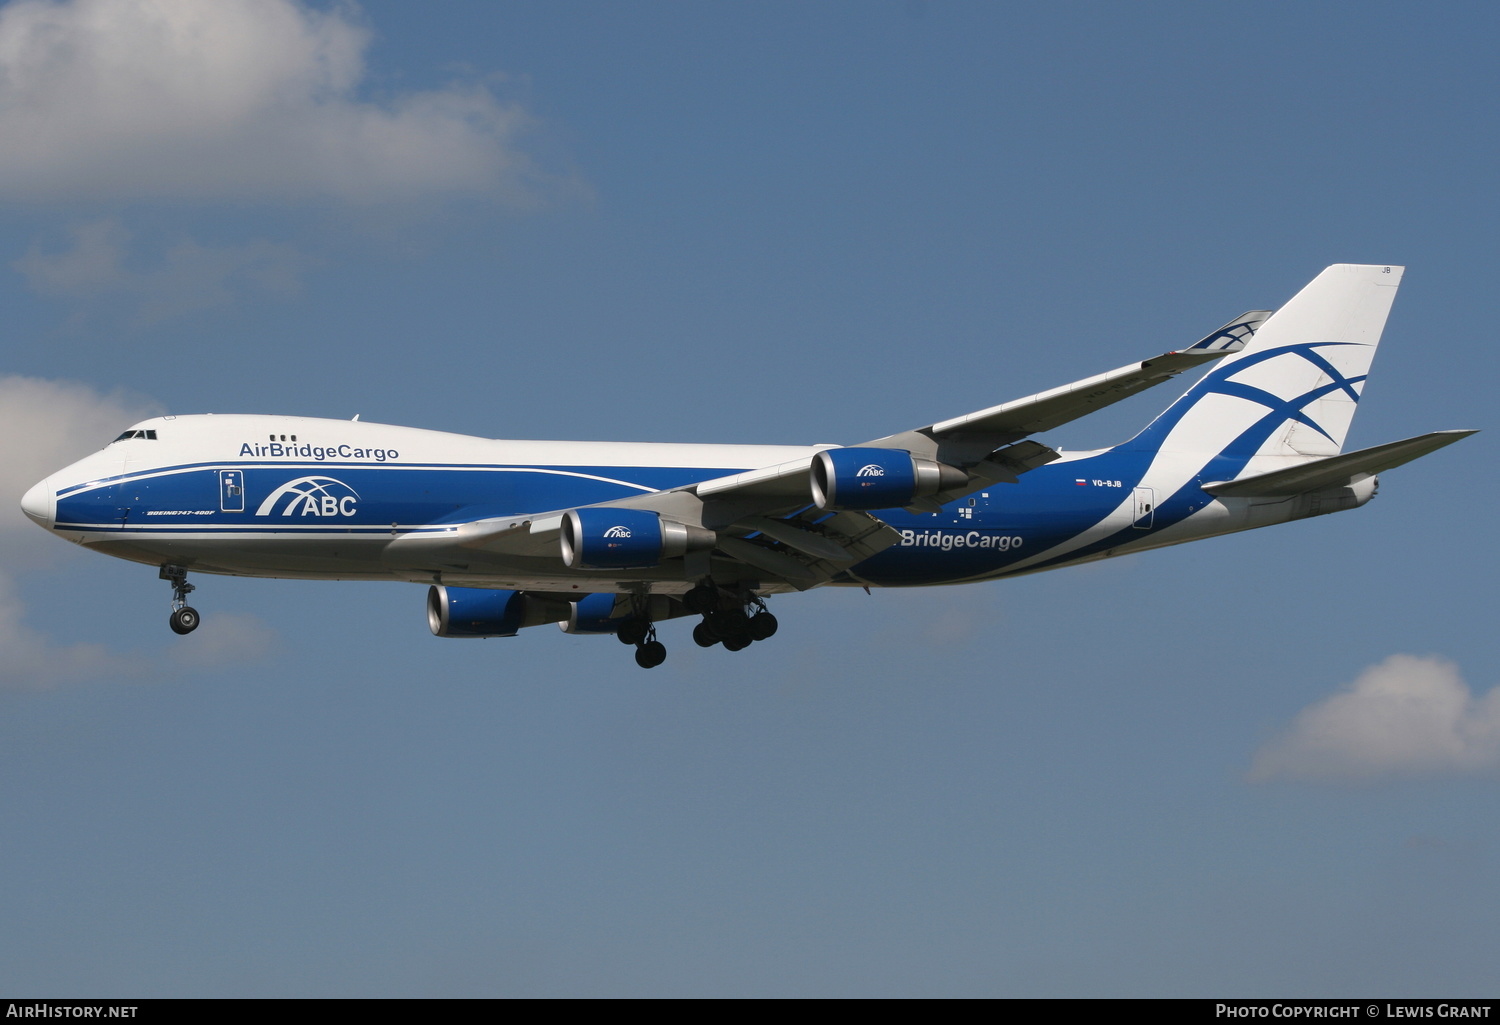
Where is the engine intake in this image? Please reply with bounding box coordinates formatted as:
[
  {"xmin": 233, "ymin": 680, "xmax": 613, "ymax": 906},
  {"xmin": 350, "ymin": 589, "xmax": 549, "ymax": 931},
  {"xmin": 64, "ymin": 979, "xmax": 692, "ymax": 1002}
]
[
  {"xmin": 810, "ymin": 447, "xmax": 967, "ymax": 511},
  {"xmin": 427, "ymin": 586, "xmax": 569, "ymax": 638},
  {"xmin": 560, "ymin": 508, "xmax": 716, "ymax": 569}
]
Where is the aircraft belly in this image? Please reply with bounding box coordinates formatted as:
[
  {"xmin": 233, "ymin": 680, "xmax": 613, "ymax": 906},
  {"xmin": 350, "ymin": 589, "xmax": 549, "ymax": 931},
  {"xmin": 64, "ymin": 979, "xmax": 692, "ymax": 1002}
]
[
  {"xmin": 86, "ymin": 535, "xmax": 400, "ymax": 579},
  {"xmin": 409, "ymin": 552, "xmax": 801, "ymax": 595}
]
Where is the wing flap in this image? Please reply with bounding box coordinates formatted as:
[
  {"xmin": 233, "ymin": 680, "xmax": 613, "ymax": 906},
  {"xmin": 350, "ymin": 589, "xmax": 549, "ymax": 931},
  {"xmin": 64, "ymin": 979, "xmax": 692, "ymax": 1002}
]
[
  {"xmin": 716, "ymin": 510, "xmax": 902, "ymax": 590},
  {"xmin": 714, "ymin": 536, "xmax": 824, "ymax": 585},
  {"xmin": 734, "ymin": 515, "xmax": 851, "ymax": 561}
]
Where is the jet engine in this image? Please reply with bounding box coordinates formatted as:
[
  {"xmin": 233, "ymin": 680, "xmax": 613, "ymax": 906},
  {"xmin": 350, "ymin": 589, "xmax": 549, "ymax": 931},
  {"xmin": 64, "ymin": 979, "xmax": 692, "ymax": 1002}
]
[
  {"xmin": 810, "ymin": 447, "xmax": 967, "ymax": 511},
  {"xmin": 560, "ymin": 592, "xmax": 692, "ymax": 634},
  {"xmin": 560, "ymin": 592, "xmax": 628, "ymax": 634},
  {"xmin": 560, "ymin": 508, "xmax": 716, "ymax": 569},
  {"xmin": 427, "ymin": 586, "xmax": 570, "ymax": 638}
]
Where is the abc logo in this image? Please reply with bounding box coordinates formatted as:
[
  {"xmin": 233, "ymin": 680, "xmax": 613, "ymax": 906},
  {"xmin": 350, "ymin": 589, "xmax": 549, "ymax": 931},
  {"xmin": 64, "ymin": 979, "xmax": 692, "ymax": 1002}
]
[{"xmin": 255, "ymin": 476, "xmax": 360, "ymax": 518}]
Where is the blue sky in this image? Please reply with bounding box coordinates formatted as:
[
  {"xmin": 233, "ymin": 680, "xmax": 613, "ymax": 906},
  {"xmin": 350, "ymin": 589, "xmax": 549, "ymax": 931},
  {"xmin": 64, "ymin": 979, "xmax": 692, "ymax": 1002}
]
[{"xmin": 1, "ymin": 0, "xmax": 1496, "ymax": 997}]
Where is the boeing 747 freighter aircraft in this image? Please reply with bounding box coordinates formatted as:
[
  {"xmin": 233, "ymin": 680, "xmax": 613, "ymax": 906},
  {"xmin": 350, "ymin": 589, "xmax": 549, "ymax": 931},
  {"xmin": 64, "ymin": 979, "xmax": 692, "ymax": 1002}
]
[{"xmin": 19, "ymin": 265, "xmax": 1474, "ymax": 667}]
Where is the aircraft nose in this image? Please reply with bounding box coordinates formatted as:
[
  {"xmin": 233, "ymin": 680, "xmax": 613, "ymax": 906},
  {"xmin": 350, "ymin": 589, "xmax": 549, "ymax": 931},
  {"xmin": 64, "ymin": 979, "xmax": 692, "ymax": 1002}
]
[{"xmin": 21, "ymin": 477, "xmax": 56, "ymax": 530}]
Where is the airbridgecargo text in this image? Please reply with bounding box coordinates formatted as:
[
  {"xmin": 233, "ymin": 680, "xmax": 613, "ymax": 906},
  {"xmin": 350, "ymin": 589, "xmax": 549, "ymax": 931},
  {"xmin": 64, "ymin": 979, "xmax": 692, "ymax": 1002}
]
[
  {"xmin": 238, "ymin": 442, "xmax": 398, "ymax": 462},
  {"xmin": 900, "ymin": 530, "xmax": 1022, "ymax": 551}
]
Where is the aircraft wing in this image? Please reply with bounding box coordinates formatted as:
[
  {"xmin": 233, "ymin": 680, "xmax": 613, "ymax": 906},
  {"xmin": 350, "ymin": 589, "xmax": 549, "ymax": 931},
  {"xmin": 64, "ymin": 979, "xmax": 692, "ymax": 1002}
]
[
  {"xmin": 867, "ymin": 310, "xmax": 1269, "ymax": 465},
  {"xmin": 387, "ymin": 311, "xmax": 1270, "ymax": 586},
  {"xmin": 683, "ymin": 309, "xmax": 1270, "ymax": 514}
]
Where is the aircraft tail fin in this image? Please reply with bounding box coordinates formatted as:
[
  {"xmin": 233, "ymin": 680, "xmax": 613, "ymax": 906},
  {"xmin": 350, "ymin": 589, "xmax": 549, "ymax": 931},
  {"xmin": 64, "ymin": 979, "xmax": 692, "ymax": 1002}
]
[{"xmin": 1128, "ymin": 264, "xmax": 1404, "ymax": 463}]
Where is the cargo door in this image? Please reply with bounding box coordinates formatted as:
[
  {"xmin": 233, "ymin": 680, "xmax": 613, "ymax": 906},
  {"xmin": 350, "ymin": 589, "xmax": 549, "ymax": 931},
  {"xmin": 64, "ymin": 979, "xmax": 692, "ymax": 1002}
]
[{"xmin": 219, "ymin": 470, "xmax": 245, "ymax": 513}]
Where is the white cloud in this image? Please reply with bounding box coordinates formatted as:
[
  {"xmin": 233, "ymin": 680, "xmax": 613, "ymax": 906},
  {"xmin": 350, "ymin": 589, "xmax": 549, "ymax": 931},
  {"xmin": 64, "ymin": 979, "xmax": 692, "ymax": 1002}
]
[
  {"xmin": 0, "ymin": 568, "xmax": 277, "ymax": 688},
  {"xmin": 12, "ymin": 219, "xmax": 316, "ymax": 322},
  {"xmin": 0, "ymin": 373, "xmax": 160, "ymax": 539},
  {"xmin": 1249, "ymin": 655, "xmax": 1500, "ymax": 782},
  {"xmin": 0, "ymin": 373, "xmax": 277, "ymax": 687},
  {"xmin": 160, "ymin": 611, "xmax": 279, "ymax": 674},
  {"xmin": 0, "ymin": 569, "xmax": 127, "ymax": 686},
  {"xmin": 0, "ymin": 0, "xmax": 559, "ymax": 202}
]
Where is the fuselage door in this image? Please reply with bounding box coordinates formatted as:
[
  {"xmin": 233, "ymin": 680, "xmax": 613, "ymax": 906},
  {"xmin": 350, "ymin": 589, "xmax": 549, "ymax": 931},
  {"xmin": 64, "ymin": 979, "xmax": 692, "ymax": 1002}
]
[
  {"xmin": 220, "ymin": 470, "xmax": 245, "ymax": 513},
  {"xmin": 1133, "ymin": 486, "xmax": 1154, "ymax": 529}
]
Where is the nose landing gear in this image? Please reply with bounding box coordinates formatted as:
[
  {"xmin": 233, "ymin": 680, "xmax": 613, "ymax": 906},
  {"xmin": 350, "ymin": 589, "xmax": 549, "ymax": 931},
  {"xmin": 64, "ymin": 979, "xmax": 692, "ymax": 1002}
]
[{"xmin": 159, "ymin": 565, "xmax": 200, "ymax": 635}]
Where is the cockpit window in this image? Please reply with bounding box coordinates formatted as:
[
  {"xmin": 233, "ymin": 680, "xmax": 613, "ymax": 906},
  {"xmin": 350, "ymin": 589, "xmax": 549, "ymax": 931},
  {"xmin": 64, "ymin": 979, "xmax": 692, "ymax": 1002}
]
[{"xmin": 111, "ymin": 429, "xmax": 159, "ymax": 442}]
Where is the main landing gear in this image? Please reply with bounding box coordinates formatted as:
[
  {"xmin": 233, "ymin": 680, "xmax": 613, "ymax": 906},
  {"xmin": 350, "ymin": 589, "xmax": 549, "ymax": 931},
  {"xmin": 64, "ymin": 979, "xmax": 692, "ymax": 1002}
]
[
  {"xmin": 685, "ymin": 584, "xmax": 777, "ymax": 654},
  {"xmin": 611, "ymin": 584, "xmax": 778, "ymax": 669},
  {"xmin": 612, "ymin": 595, "xmax": 667, "ymax": 668},
  {"xmin": 159, "ymin": 565, "xmax": 200, "ymax": 635},
  {"xmin": 615, "ymin": 614, "xmax": 667, "ymax": 669}
]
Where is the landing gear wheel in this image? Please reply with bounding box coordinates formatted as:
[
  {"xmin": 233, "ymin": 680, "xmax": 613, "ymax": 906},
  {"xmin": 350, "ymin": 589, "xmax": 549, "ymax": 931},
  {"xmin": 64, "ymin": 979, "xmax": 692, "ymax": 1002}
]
[
  {"xmin": 635, "ymin": 640, "xmax": 667, "ymax": 668},
  {"xmin": 692, "ymin": 621, "xmax": 719, "ymax": 647},
  {"xmin": 683, "ymin": 584, "xmax": 718, "ymax": 615},
  {"xmin": 747, "ymin": 611, "xmax": 778, "ymax": 641},
  {"xmin": 160, "ymin": 565, "xmax": 199, "ymax": 635},
  {"xmin": 722, "ymin": 636, "xmax": 751, "ymax": 652},
  {"xmin": 708, "ymin": 610, "xmax": 751, "ymax": 645},
  {"xmin": 617, "ymin": 618, "xmax": 649, "ymax": 646}
]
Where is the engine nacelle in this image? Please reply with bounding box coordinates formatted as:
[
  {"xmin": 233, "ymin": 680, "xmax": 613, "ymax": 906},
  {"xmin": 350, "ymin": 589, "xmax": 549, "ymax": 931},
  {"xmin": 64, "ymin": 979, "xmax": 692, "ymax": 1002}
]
[
  {"xmin": 560, "ymin": 508, "xmax": 716, "ymax": 569},
  {"xmin": 562, "ymin": 592, "xmax": 628, "ymax": 634},
  {"xmin": 810, "ymin": 447, "xmax": 967, "ymax": 511},
  {"xmin": 561, "ymin": 592, "xmax": 693, "ymax": 634},
  {"xmin": 427, "ymin": 586, "xmax": 569, "ymax": 638}
]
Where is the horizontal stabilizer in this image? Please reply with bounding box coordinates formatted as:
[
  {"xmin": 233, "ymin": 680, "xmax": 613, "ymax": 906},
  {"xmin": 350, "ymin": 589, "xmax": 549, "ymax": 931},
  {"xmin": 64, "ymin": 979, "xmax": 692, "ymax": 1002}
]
[{"xmin": 1202, "ymin": 430, "xmax": 1477, "ymax": 498}]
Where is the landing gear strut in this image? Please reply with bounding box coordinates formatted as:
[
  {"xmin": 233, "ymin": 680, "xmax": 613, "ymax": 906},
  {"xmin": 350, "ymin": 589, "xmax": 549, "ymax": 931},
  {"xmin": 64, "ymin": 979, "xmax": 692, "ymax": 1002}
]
[{"xmin": 159, "ymin": 565, "xmax": 200, "ymax": 635}]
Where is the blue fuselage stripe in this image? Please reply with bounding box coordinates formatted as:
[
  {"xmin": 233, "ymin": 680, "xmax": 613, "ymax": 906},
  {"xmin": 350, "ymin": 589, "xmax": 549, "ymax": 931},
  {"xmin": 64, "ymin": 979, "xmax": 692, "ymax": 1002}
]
[{"xmin": 54, "ymin": 456, "xmax": 1162, "ymax": 583}]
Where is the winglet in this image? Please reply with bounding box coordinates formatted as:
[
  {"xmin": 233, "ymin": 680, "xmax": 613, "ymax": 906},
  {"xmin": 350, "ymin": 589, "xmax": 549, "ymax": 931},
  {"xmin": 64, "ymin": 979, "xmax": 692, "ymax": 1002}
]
[{"xmin": 1180, "ymin": 310, "xmax": 1271, "ymax": 354}]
